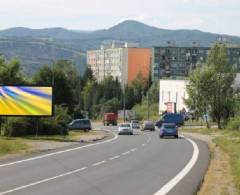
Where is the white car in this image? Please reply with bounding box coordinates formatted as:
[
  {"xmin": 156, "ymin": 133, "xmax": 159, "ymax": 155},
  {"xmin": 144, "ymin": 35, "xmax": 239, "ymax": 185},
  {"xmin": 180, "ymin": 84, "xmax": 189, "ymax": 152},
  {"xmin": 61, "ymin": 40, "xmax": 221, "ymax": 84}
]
[
  {"xmin": 118, "ymin": 123, "xmax": 133, "ymax": 135},
  {"xmin": 131, "ymin": 122, "xmax": 140, "ymax": 129}
]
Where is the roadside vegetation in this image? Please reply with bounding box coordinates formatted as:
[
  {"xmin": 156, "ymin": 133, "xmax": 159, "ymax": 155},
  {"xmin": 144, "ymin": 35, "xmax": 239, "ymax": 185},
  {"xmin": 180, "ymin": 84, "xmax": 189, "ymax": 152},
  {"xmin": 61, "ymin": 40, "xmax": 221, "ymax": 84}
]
[
  {"xmin": 0, "ymin": 138, "xmax": 29, "ymax": 156},
  {"xmin": 0, "ymin": 57, "xmax": 150, "ymax": 137},
  {"xmin": 0, "ymin": 130, "xmax": 106, "ymax": 157},
  {"xmin": 133, "ymin": 81, "xmax": 159, "ymax": 121},
  {"xmin": 182, "ymin": 44, "xmax": 240, "ymax": 194}
]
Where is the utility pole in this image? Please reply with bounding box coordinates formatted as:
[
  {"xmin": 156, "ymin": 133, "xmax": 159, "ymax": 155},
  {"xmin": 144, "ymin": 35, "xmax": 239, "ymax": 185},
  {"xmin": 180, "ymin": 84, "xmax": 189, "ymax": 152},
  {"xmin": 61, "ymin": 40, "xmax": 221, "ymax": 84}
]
[
  {"xmin": 145, "ymin": 53, "xmax": 150, "ymax": 120},
  {"xmin": 147, "ymin": 76, "xmax": 150, "ymax": 120},
  {"xmin": 123, "ymin": 83, "xmax": 126, "ymax": 122}
]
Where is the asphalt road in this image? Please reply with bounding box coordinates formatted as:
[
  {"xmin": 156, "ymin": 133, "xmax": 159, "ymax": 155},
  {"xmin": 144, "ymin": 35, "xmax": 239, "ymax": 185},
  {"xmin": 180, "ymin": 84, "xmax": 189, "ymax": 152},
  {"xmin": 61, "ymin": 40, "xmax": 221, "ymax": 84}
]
[{"xmin": 0, "ymin": 125, "xmax": 209, "ymax": 195}]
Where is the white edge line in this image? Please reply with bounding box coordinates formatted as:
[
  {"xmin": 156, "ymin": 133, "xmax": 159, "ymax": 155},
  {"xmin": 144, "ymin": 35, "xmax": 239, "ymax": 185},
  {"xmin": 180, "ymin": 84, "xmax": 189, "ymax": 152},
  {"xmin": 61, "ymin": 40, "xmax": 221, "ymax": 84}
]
[
  {"xmin": 153, "ymin": 136, "xmax": 199, "ymax": 195},
  {"xmin": 0, "ymin": 167, "xmax": 88, "ymax": 195},
  {"xmin": 109, "ymin": 155, "xmax": 120, "ymax": 160},
  {"xmin": 122, "ymin": 151, "xmax": 130, "ymax": 155},
  {"xmin": 92, "ymin": 160, "xmax": 106, "ymax": 166},
  {"xmin": 0, "ymin": 130, "xmax": 118, "ymax": 168},
  {"xmin": 131, "ymin": 148, "xmax": 137, "ymax": 152}
]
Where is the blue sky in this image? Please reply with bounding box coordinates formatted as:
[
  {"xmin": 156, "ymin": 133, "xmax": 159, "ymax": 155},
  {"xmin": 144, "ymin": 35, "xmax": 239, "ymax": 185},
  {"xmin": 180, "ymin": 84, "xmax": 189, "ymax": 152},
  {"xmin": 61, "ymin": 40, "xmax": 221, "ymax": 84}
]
[{"xmin": 0, "ymin": 0, "xmax": 239, "ymax": 36}]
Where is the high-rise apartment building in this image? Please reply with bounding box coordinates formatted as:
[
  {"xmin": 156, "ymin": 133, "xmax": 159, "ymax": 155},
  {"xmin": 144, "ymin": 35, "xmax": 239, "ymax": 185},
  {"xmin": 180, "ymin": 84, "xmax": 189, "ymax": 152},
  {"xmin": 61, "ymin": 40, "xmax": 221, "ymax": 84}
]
[
  {"xmin": 152, "ymin": 45, "xmax": 240, "ymax": 81},
  {"xmin": 87, "ymin": 41, "xmax": 151, "ymax": 86}
]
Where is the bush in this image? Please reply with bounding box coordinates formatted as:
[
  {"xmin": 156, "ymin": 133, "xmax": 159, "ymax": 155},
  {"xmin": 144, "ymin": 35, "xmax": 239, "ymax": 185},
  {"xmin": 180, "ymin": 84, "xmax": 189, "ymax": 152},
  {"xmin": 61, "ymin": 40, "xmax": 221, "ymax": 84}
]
[
  {"xmin": 2, "ymin": 117, "xmax": 35, "ymax": 137},
  {"xmin": 37, "ymin": 106, "xmax": 72, "ymax": 135},
  {"xmin": 227, "ymin": 117, "xmax": 240, "ymax": 131},
  {"xmin": 2, "ymin": 105, "xmax": 72, "ymax": 137},
  {"xmin": 133, "ymin": 101, "xmax": 159, "ymax": 121},
  {"xmin": 38, "ymin": 118, "xmax": 66, "ymax": 135}
]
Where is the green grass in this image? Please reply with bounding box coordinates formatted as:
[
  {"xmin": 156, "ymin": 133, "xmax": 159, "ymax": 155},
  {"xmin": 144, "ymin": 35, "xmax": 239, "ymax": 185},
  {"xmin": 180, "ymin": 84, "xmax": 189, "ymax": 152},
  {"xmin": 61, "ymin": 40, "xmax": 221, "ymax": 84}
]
[
  {"xmin": 214, "ymin": 134, "xmax": 240, "ymax": 194},
  {"xmin": 181, "ymin": 127, "xmax": 218, "ymax": 135},
  {"xmin": 184, "ymin": 120, "xmax": 217, "ymax": 127},
  {"xmin": 0, "ymin": 130, "xmax": 105, "ymax": 157},
  {"xmin": 0, "ymin": 138, "xmax": 29, "ymax": 156},
  {"xmin": 182, "ymin": 126, "xmax": 240, "ymax": 193},
  {"xmin": 22, "ymin": 130, "xmax": 104, "ymax": 142}
]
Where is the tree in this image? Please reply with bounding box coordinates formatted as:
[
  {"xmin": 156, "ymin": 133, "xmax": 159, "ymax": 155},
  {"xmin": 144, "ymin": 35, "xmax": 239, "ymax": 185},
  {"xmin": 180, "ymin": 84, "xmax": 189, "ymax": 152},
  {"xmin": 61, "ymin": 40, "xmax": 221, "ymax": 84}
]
[
  {"xmin": 33, "ymin": 63, "xmax": 75, "ymax": 110},
  {"xmin": 0, "ymin": 57, "xmax": 26, "ymax": 84},
  {"xmin": 82, "ymin": 67, "xmax": 94, "ymax": 87},
  {"xmin": 186, "ymin": 44, "xmax": 236, "ymax": 129},
  {"xmin": 185, "ymin": 67, "xmax": 215, "ymax": 128},
  {"xmin": 82, "ymin": 80, "xmax": 97, "ymax": 117}
]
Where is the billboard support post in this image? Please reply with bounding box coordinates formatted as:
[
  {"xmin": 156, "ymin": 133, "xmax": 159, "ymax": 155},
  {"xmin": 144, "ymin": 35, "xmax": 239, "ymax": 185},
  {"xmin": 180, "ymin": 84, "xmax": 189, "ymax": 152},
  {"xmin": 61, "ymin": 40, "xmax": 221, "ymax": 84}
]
[{"xmin": 35, "ymin": 118, "xmax": 39, "ymax": 137}]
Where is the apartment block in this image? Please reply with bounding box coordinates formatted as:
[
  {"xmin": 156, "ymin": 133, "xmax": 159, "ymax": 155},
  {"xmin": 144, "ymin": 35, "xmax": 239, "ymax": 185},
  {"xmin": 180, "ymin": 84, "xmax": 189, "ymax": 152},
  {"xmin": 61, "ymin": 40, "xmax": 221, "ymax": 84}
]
[
  {"xmin": 152, "ymin": 45, "xmax": 240, "ymax": 81},
  {"xmin": 87, "ymin": 41, "xmax": 151, "ymax": 86}
]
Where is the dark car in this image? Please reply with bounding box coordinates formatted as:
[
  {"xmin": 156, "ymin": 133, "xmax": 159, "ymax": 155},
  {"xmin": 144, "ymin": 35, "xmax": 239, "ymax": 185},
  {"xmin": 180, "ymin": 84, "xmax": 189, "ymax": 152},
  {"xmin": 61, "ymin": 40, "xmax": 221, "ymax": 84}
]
[
  {"xmin": 156, "ymin": 113, "xmax": 184, "ymax": 127},
  {"xmin": 67, "ymin": 119, "xmax": 92, "ymax": 132},
  {"xmin": 159, "ymin": 123, "xmax": 178, "ymax": 138},
  {"xmin": 142, "ymin": 121, "xmax": 155, "ymax": 131}
]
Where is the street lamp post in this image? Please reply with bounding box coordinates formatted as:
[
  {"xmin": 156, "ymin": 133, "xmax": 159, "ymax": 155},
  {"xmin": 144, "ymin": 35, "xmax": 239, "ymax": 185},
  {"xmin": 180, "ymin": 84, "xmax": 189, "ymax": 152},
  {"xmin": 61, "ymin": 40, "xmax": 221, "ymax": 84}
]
[{"xmin": 123, "ymin": 83, "xmax": 126, "ymax": 122}]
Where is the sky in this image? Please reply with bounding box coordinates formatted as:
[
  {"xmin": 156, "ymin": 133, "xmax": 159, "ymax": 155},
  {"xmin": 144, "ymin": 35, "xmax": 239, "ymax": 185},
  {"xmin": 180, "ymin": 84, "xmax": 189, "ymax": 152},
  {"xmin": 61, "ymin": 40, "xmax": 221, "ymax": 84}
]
[{"xmin": 0, "ymin": 0, "xmax": 239, "ymax": 36}]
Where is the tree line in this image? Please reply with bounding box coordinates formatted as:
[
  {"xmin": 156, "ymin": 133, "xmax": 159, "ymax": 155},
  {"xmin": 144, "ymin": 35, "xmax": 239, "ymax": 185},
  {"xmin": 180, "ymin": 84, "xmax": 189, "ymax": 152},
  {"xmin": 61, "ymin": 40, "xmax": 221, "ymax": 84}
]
[{"xmin": 0, "ymin": 58, "xmax": 151, "ymax": 136}]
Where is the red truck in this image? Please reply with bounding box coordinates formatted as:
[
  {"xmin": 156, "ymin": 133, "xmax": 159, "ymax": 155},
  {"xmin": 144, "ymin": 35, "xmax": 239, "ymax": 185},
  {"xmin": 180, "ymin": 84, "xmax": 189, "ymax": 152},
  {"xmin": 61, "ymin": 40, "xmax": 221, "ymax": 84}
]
[{"xmin": 103, "ymin": 113, "xmax": 118, "ymax": 126}]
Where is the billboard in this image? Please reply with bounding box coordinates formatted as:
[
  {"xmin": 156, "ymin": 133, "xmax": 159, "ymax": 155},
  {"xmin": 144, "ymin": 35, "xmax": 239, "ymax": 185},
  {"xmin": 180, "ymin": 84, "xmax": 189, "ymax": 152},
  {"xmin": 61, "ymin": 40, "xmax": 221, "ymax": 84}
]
[{"xmin": 0, "ymin": 86, "xmax": 53, "ymax": 116}]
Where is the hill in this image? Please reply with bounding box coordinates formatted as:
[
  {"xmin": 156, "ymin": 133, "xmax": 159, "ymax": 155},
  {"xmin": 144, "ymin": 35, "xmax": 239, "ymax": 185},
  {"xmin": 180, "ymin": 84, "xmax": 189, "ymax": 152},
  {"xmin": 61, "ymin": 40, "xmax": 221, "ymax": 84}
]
[{"xmin": 0, "ymin": 20, "xmax": 240, "ymax": 74}]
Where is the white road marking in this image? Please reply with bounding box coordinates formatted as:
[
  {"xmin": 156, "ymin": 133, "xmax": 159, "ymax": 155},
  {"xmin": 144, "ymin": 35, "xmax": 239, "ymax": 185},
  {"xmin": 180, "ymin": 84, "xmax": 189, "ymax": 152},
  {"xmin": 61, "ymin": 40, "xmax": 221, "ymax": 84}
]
[
  {"xmin": 122, "ymin": 151, "xmax": 131, "ymax": 155},
  {"xmin": 153, "ymin": 136, "xmax": 199, "ymax": 195},
  {"xmin": 92, "ymin": 160, "xmax": 106, "ymax": 166},
  {"xmin": 0, "ymin": 167, "xmax": 88, "ymax": 195},
  {"xmin": 131, "ymin": 148, "xmax": 137, "ymax": 152},
  {"xmin": 109, "ymin": 155, "xmax": 120, "ymax": 160},
  {"xmin": 0, "ymin": 131, "xmax": 118, "ymax": 168},
  {"xmin": 0, "ymin": 130, "xmax": 150, "ymax": 194}
]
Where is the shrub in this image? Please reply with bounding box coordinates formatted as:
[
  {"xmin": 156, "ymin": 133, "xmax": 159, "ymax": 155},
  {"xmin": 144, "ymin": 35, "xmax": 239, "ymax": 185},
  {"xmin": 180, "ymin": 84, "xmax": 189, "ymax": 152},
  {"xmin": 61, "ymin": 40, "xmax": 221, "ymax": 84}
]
[
  {"xmin": 227, "ymin": 117, "xmax": 240, "ymax": 131},
  {"xmin": 2, "ymin": 117, "xmax": 35, "ymax": 137},
  {"xmin": 2, "ymin": 105, "xmax": 72, "ymax": 137}
]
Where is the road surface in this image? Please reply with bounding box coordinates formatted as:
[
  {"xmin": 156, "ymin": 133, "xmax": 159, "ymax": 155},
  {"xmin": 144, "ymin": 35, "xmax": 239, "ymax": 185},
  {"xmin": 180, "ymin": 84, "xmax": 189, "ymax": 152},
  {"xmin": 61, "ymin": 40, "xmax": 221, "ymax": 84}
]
[{"xmin": 0, "ymin": 125, "xmax": 209, "ymax": 195}]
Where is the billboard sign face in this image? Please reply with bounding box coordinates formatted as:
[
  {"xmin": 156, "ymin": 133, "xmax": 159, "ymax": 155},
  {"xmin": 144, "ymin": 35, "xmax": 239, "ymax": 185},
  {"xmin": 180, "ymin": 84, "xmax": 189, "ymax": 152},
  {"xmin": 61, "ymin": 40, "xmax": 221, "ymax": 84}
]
[
  {"xmin": 166, "ymin": 102, "xmax": 173, "ymax": 113},
  {"xmin": 0, "ymin": 86, "xmax": 53, "ymax": 116}
]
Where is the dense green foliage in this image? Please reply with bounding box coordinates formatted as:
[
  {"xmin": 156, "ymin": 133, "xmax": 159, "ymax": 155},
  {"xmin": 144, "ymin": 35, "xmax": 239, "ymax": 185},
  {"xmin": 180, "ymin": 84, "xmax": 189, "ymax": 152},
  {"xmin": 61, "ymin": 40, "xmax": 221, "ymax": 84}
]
[
  {"xmin": 0, "ymin": 57, "xmax": 150, "ymax": 136},
  {"xmin": 186, "ymin": 44, "xmax": 236, "ymax": 128},
  {"xmin": 227, "ymin": 117, "xmax": 240, "ymax": 131},
  {"xmin": 133, "ymin": 81, "xmax": 159, "ymax": 120}
]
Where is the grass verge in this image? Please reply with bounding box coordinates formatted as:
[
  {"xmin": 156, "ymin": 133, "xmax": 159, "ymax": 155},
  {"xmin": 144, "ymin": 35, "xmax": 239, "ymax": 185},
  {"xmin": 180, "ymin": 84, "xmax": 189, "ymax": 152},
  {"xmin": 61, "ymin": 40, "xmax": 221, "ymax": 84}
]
[
  {"xmin": 182, "ymin": 127, "xmax": 240, "ymax": 194},
  {"xmin": 181, "ymin": 127, "xmax": 217, "ymax": 135},
  {"xmin": 22, "ymin": 130, "xmax": 104, "ymax": 142},
  {"xmin": 0, "ymin": 130, "xmax": 106, "ymax": 157},
  {"xmin": 0, "ymin": 138, "xmax": 29, "ymax": 156},
  {"xmin": 214, "ymin": 134, "xmax": 240, "ymax": 194}
]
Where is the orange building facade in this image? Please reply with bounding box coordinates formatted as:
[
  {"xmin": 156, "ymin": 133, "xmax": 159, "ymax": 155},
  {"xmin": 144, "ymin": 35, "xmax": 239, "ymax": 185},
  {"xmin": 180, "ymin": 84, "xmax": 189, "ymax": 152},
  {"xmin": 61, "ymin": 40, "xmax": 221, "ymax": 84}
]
[
  {"xmin": 127, "ymin": 48, "xmax": 151, "ymax": 85},
  {"xmin": 87, "ymin": 44, "xmax": 151, "ymax": 87}
]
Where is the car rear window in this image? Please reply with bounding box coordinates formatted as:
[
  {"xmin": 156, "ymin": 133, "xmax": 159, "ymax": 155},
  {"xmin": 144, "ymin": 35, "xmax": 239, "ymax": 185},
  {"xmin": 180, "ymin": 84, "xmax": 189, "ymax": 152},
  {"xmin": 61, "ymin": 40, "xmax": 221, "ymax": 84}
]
[
  {"xmin": 121, "ymin": 124, "xmax": 130, "ymax": 127},
  {"xmin": 164, "ymin": 124, "xmax": 176, "ymax": 128},
  {"xmin": 131, "ymin": 120, "xmax": 138, "ymax": 123}
]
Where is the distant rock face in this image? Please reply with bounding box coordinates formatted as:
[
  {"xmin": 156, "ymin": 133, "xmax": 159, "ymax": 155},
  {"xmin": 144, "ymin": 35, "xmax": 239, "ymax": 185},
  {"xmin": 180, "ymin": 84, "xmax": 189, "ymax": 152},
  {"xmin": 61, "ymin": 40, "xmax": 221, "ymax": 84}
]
[{"xmin": 0, "ymin": 20, "xmax": 240, "ymax": 75}]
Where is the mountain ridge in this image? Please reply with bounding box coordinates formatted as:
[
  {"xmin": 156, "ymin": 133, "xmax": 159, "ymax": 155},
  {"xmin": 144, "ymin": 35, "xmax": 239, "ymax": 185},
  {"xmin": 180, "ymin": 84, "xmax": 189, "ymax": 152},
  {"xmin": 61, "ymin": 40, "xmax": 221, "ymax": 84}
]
[{"xmin": 0, "ymin": 20, "xmax": 240, "ymax": 75}]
